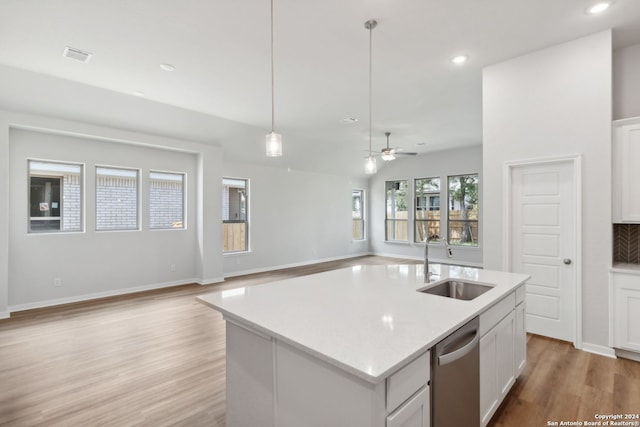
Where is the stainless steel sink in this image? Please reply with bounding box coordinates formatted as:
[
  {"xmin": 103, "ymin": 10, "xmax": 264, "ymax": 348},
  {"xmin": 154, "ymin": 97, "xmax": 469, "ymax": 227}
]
[{"xmin": 418, "ymin": 279, "xmax": 494, "ymax": 301}]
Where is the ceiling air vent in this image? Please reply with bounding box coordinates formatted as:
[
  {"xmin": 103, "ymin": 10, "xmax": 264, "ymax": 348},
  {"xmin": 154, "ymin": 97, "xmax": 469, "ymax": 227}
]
[{"xmin": 62, "ymin": 46, "xmax": 92, "ymax": 63}]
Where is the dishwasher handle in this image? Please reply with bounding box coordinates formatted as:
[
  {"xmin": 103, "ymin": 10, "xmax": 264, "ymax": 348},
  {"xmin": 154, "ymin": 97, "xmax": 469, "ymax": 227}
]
[{"xmin": 438, "ymin": 329, "xmax": 479, "ymax": 366}]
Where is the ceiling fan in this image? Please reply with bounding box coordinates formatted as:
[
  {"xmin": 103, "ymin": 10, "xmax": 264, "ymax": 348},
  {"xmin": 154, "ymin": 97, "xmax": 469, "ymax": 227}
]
[{"xmin": 380, "ymin": 132, "xmax": 417, "ymax": 161}]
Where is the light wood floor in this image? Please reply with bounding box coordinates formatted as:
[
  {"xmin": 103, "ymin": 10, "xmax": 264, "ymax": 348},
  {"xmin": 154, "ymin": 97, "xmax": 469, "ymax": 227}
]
[{"xmin": 0, "ymin": 255, "xmax": 638, "ymax": 426}]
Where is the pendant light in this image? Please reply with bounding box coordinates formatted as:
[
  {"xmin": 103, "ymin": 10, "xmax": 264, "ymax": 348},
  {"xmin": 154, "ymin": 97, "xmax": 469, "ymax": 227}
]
[
  {"xmin": 364, "ymin": 19, "xmax": 377, "ymax": 174},
  {"xmin": 266, "ymin": 0, "xmax": 282, "ymax": 157}
]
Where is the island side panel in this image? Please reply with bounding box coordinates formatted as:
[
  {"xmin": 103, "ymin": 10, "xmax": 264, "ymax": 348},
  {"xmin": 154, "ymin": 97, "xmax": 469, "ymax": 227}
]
[
  {"xmin": 226, "ymin": 321, "xmax": 275, "ymax": 427},
  {"xmin": 274, "ymin": 340, "xmax": 386, "ymax": 427}
]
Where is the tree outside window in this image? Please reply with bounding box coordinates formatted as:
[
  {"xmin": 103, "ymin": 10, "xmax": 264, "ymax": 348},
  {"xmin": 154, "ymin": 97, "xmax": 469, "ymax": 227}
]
[
  {"xmin": 447, "ymin": 174, "xmax": 478, "ymax": 246},
  {"xmin": 415, "ymin": 177, "xmax": 440, "ymax": 243}
]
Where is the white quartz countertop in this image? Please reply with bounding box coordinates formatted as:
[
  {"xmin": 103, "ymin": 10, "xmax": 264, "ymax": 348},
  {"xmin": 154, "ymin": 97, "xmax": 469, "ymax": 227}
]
[{"xmin": 197, "ymin": 264, "xmax": 529, "ymax": 383}]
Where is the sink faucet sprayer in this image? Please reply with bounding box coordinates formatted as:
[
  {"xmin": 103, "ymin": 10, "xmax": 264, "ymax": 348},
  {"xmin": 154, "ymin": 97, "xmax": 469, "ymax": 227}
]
[{"xmin": 442, "ymin": 238, "xmax": 453, "ymax": 258}]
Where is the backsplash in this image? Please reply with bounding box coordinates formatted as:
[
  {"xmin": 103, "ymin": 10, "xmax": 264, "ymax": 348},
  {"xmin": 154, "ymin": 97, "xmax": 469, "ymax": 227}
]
[{"xmin": 613, "ymin": 224, "xmax": 640, "ymax": 264}]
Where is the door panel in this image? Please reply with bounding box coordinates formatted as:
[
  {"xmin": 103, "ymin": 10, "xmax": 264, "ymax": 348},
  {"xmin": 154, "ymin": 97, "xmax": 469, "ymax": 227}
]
[{"xmin": 510, "ymin": 162, "xmax": 575, "ymax": 342}]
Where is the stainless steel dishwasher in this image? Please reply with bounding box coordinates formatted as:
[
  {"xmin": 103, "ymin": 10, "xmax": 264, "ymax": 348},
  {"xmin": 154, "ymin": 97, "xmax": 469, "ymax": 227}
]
[{"xmin": 431, "ymin": 316, "xmax": 480, "ymax": 427}]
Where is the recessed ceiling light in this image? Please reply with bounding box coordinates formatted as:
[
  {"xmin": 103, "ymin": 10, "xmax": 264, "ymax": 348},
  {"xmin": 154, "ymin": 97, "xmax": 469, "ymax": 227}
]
[
  {"xmin": 159, "ymin": 63, "xmax": 175, "ymax": 72},
  {"xmin": 132, "ymin": 91, "xmax": 145, "ymax": 97},
  {"xmin": 587, "ymin": 2, "xmax": 611, "ymax": 14},
  {"xmin": 341, "ymin": 117, "xmax": 359, "ymax": 124},
  {"xmin": 451, "ymin": 55, "xmax": 468, "ymax": 65}
]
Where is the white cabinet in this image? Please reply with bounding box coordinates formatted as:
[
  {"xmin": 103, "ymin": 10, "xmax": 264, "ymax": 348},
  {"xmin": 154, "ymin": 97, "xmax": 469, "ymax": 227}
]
[
  {"xmin": 479, "ymin": 286, "xmax": 525, "ymax": 427},
  {"xmin": 613, "ymin": 118, "xmax": 640, "ymax": 223},
  {"xmin": 225, "ymin": 319, "xmax": 430, "ymax": 427},
  {"xmin": 480, "ymin": 311, "xmax": 515, "ymax": 426},
  {"xmin": 386, "ymin": 386, "xmax": 430, "ymax": 427},
  {"xmin": 515, "ymin": 302, "xmax": 526, "ymax": 376},
  {"xmin": 612, "ymin": 271, "xmax": 640, "ymax": 352}
]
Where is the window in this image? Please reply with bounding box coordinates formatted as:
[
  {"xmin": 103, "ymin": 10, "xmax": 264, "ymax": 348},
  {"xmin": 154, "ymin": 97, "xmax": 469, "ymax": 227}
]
[
  {"xmin": 223, "ymin": 178, "xmax": 248, "ymax": 253},
  {"xmin": 149, "ymin": 171, "xmax": 185, "ymax": 229},
  {"xmin": 352, "ymin": 189, "xmax": 365, "ymax": 240},
  {"xmin": 385, "ymin": 180, "xmax": 408, "ymax": 241},
  {"xmin": 28, "ymin": 160, "xmax": 83, "ymax": 233},
  {"xmin": 96, "ymin": 167, "xmax": 139, "ymax": 231},
  {"xmin": 414, "ymin": 177, "xmax": 440, "ymax": 243},
  {"xmin": 447, "ymin": 174, "xmax": 479, "ymax": 246}
]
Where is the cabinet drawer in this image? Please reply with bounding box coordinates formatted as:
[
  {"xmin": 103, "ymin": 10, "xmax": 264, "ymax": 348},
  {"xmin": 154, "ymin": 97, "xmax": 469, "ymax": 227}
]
[
  {"xmin": 515, "ymin": 285, "xmax": 526, "ymax": 305},
  {"xmin": 386, "ymin": 351, "xmax": 430, "ymax": 413},
  {"xmin": 386, "ymin": 386, "xmax": 429, "ymax": 427},
  {"xmin": 613, "ymin": 272, "xmax": 640, "ymax": 291},
  {"xmin": 480, "ymin": 292, "xmax": 515, "ymax": 337}
]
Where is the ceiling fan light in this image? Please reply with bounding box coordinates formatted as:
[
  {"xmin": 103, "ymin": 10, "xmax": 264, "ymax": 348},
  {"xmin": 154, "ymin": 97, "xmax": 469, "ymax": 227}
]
[
  {"xmin": 381, "ymin": 152, "xmax": 395, "ymax": 161},
  {"xmin": 266, "ymin": 131, "xmax": 283, "ymax": 157},
  {"xmin": 365, "ymin": 156, "xmax": 377, "ymax": 174}
]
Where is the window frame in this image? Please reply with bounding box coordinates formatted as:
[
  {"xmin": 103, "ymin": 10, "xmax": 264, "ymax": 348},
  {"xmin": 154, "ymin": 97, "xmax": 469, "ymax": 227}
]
[
  {"xmin": 222, "ymin": 177, "xmax": 250, "ymax": 253},
  {"xmin": 148, "ymin": 170, "xmax": 186, "ymax": 230},
  {"xmin": 95, "ymin": 165, "xmax": 141, "ymax": 232},
  {"xmin": 385, "ymin": 180, "xmax": 409, "ymax": 242},
  {"xmin": 352, "ymin": 189, "xmax": 365, "ymax": 241},
  {"xmin": 27, "ymin": 159, "xmax": 84, "ymax": 234}
]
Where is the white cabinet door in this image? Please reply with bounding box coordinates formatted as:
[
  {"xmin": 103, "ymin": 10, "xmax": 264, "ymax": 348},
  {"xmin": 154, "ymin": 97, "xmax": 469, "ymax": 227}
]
[
  {"xmin": 497, "ymin": 311, "xmax": 516, "ymax": 397},
  {"xmin": 515, "ymin": 302, "xmax": 527, "ymax": 376},
  {"xmin": 386, "ymin": 386, "xmax": 429, "ymax": 427},
  {"xmin": 613, "ymin": 120, "xmax": 640, "ymax": 222},
  {"xmin": 613, "ymin": 273, "xmax": 640, "ymax": 352},
  {"xmin": 480, "ymin": 331, "xmax": 498, "ymax": 427},
  {"xmin": 480, "ymin": 311, "xmax": 516, "ymax": 427}
]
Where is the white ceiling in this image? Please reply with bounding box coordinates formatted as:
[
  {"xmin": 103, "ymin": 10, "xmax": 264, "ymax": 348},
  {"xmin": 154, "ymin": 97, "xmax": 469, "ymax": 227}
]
[{"xmin": 1, "ymin": 0, "xmax": 640, "ymax": 177}]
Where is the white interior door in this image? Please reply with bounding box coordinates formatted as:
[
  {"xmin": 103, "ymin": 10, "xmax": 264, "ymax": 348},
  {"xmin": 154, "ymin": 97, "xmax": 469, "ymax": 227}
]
[{"xmin": 510, "ymin": 161, "xmax": 576, "ymax": 343}]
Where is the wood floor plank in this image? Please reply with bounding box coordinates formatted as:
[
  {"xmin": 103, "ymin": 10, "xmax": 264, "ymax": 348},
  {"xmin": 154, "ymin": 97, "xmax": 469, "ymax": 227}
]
[{"xmin": 1, "ymin": 256, "xmax": 639, "ymax": 426}]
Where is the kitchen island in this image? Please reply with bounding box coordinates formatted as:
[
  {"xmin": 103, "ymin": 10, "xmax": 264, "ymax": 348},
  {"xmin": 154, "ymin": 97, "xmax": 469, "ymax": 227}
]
[{"xmin": 198, "ymin": 264, "xmax": 529, "ymax": 427}]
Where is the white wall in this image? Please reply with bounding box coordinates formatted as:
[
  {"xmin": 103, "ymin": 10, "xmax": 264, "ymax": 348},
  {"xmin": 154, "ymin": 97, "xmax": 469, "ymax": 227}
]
[
  {"xmin": 483, "ymin": 31, "xmax": 612, "ymax": 347},
  {"xmin": 222, "ymin": 161, "xmax": 370, "ymax": 276},
  {"xmin": 613, "ymin": 43, "xmax": 640, "ymax": 120},
  {"xmin": 368, "ymin": 146, "xmax": 483, "ymax": 266},
  {"xmin": 0, "ymin": 110, "xmax": 223, "ymax": 314}
]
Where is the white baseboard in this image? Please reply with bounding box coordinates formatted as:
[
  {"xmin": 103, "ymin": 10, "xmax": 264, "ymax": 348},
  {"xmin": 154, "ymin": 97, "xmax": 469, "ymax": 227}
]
[
  {"xmin": 197, "ymin": 276, "xmax": 225, "ymax": 286},
  {"xmin": 8, "ymin": 278, "xmax": 200, "ymax": 314},
  {"xmin": 581, "ymin": 342, "xmax": 617, "ymax": 358},
  {"xmin": 0, "ymin": 310, "xmax": 9, "ymax": 320},
  {"xmin": 615, "ymin": 348, "xmax": 640, "ymax": 362},
  {"xmin": 223, "ymin": 252, "xmax": 372, "ymax": 279}
]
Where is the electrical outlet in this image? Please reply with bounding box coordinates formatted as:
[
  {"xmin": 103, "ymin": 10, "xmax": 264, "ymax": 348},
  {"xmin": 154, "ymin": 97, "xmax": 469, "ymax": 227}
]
[
  {"xmin": 53, "ymin": 278, "xmax": 62, "ymax": 287},
  {"xmin": 170, "ymin": 264, "xmax": 176, "ymax": 272}
]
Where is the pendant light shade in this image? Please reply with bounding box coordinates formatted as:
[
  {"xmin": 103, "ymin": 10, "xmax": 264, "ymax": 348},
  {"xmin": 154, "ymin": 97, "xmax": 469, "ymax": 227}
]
[
  {"xmin": 364, "ymin": 19, "xmax": 377, "ymax": 175},
  {"xmin": 365, "ymin": 155, "xmax": 377, "ymax": 174},
  {"xmin": 266, "ymin": 131, "xmax": 283, "ymax": 157},
  {"xmin": 266, "ymin": 0, "xmax": 283, "ymax": 157}
]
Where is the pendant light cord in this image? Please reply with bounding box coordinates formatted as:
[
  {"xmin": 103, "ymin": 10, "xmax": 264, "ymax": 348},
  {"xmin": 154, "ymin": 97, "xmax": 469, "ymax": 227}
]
[
  {"xmin": 270, "ymin": 0, "xmax": 275, "ymax": 133},
  {"xmin": 368, "ymin": 23, "xmax": 373, "ymax": 157}
]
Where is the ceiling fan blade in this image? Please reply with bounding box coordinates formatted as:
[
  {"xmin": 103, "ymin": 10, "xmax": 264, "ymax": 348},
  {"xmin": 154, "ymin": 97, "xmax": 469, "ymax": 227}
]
[{"xmin": 395, "ymin": 151, "xmax": 417, "ymax": 156}]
